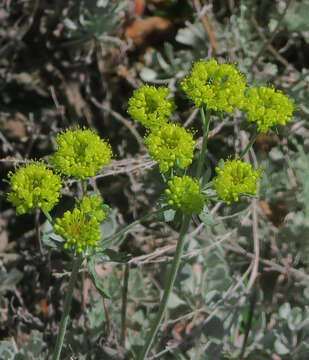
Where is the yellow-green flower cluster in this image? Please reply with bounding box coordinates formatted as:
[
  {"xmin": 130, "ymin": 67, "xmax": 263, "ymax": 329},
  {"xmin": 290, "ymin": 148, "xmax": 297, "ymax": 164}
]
[
  {"xmin": 242, "ymin": 86, "xmax": 294, "ymax": 133},
  {"xmin": 213, "ymin": 159, "xmax": 262, "ymax": 205},
  {"xmin": 49, "ymin": 128, "xmax": 112, "ymax": 179},
  {"xmin": 54, "ymin": 195, "xmax": 107, "ymax": 254},
  {"xmin": 180, "ymin": 59, "xmax": 246, "ymax": 114},
  {"xmin": 145, "ymin": 123, "xmax": 195, "ymax": 173},
  {"xmin": 7, "ymin": 162, "xmax": 62, "ymax": 215},
  {"xmin": 127, "ymin": 85, "xmax": 176, "ymax": 130},
  {"xmin": 165, "ymin": 176, "xmax": 204, "ymax": 214},
  {"xmin": 79, "ymin": 194, "xmax": 106, "ymax": 221}
]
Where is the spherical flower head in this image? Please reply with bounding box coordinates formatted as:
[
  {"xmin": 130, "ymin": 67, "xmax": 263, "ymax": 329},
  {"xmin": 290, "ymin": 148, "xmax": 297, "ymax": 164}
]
[
  {"xmin": 213, "ymin": 159, "xmax": 262, "ymax": 205},
  {"xmin": 165, "ymin": 176, "xmax": 204, "ymax": 214},
  {"xmin": 127, "ymin": 85, "xmax": 176, "ymax": 130},
  {"xmin": 180, "ymin": 59, "xmax": 246, "ymax": 114},
  {"xmin": 79, "ymin": 194, "xmax": 106, "ymax": 222},
  {"xmin": 242, "ymin": 86, "xmax": 294, "ymax": 133},
  {"xmin": 49, "ymin": 128, "xmax": 112, "ymax": 179},
  {"xmin": 145, "ymin": 123, "xmax": 195, "ymax": 173},
  {"xmin": 7, "ymin": 162, "xmax": 62, "ymax": 215},
  {"xmin": 54, "ymin": 195, "xmax": 106, "ymax": 254}
]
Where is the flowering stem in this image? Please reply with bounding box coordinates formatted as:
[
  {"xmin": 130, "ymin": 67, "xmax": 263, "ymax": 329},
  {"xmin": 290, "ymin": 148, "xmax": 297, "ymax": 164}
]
[
  {"xmin": 239, "ymin": 130, "xmax": 258, "ymax": 160},
  {"xmin": 81, "ymin": 179, "xmax": 87, "ymax": 196},
  {"xmin": 52, "ymin": 256, "xmax": 83, "ymax": 360},
  {"xmin": 102, "ymin": 206, "xmax": 169, "ymax": 249},
  {"xmin": 42, "ymin": 210, "xmax": 53, "ymax": 225},
  {"xmin": 121, "ymin": 262, "xmax": 130, "ymax": 347},
  {"xmin": 137, "ymin": 214, "xmax": 191, "ymax": 360},
  {"xmin": 196, "ymin": 107, "xmax": 211, "ymax": 180}
]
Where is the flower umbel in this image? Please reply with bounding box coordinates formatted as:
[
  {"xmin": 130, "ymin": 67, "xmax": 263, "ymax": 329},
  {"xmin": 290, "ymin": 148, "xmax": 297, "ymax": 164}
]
[
  {"xmin": 7, "ymin": 162, "xmax": 62, "ymax": 215},
  {"xmin": 165, "ymin": 176, "xmax": 204, "ymax": 214},
  {"xmin": 180, "ymin": 59, "xmax": 246, "ymax": 114},
  {"xmin": 49, "ymin": 128, "xmax": 112, "ymax": 179},
  {"xmin": 213, "ymin": 159, "xmax": 262, "ymax": 205},
  {"xmin": 242, "ymin": 86, "xmax": 294, "ymax": 133},
  {"xmin": 79, "ymin": 194, "xmax": 106, "ymax": 221},
  {"xmin": 54, "ymin": 195, "xmax": 107, "ymax": 254},
  {"xmin": 127, "ymin": 85, "xmax": 176, "ymax": 130},
  {"xmin": 145, "ymin": 123, "xmax": 195, "ymax": 173}
]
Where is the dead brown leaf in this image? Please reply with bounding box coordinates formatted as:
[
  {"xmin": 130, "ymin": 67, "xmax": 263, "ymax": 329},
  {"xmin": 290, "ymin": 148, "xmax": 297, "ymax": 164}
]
[{"xmin": 125, "ymin": 17, "xmax": 172, "ymax": 46}]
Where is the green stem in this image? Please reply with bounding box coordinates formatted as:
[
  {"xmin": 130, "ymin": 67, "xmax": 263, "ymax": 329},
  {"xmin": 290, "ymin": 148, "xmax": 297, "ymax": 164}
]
[
  {"xmin": 137, "ymin": 214, "xmax": 191, "ymax": 360},
  {"xmin": 196, "ymin": 107, "xmax": 211, "ymax": 180},
  {"xmin": 102, "ymin": 207, "xmax": 169, "ymax": 250},
  {"xmin": 121, "ymin": 263, "xmax": 130, "ymax": 347},
  {"xmin": 81, "ymin": 179, "xmax": 87, "ymax": 195},
  {"xmin": 42, "ymin": 210, "xmax": 53, "ymax": 225},
  {"xmin": 239, "ymin": 130, "xmax": 258, "ymax": 160},
  {"xmin": 52, "ymin": 256, "xmax": 83, "ymax": 360}
]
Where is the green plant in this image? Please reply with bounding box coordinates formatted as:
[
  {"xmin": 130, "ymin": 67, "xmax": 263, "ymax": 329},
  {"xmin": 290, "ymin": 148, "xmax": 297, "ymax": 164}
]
[
  {"xmin": 3, "ymin": 58, "xmax": 294, "ymax": 359},
  {"xmin": 127, "ymin": 58, "xmax": 293, "ymax": 359}
]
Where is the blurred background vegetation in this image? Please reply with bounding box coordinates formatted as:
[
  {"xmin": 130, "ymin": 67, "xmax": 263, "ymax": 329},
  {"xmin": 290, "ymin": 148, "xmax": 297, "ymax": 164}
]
[{"xmin": 1, "ymin": 0, "xmax": 309, "ymax": 359}]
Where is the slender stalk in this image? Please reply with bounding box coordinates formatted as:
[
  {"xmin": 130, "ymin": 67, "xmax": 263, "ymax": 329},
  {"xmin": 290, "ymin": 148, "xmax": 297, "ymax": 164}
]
[
  {"xmin": 52, "ymin": 256, "xmax": 83, "ymax": 360},
  {"xmin": 121, "ymin": 263, "xmax": 130, "ymax": 347},
  {"xmin": 103, "ymin": 297, "xmax": 112, "ymax": 334},
  {"xmin": 81, "ymin": 179, "xmax": 87, "ymax": 195},
  {"xmin": 239, "ymin": 130, "xmax": 258, "ymax": 160},
  {"xmin": 239, "ymin": 277, "xmax": 260, "ymax": 359},
  {"xmin": 35, "ymin": 208, "xmax": 43, "ymax": 254},
  {"xmin": 102, "ymin": 207, "xmax": 169, "ymax": 249},
  {"xmin": 42, "ymin": 210, "xmax": 53, "ymax": 225},
  {"xmin": 137, "ymin": 214, "xmax": 191, "ymax": 360},
  {"xmin": 196, "ymin": 107, "xmax": 211, "ymax": 179}
]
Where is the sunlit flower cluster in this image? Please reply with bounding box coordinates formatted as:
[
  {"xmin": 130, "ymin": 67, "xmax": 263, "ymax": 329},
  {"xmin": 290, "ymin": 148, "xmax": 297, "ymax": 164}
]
[
  {"xmin": 145, "ymin": 123, "xmax": 195, "ymax": 173},
  {"xmin": 180, "ymin": 59, "xmax": 246, "ymax": 114},
  {"xmin": 213, "ymin": 159, "xmax": 261, "ymax": 205},
  {"xmin": 49, "ymin": 128, "xmax": 112, "ymax": 179},
  {"xmin": 165, "ymin": 176, "xmax": 204, "ymax": 214},
  {"xmin": 128, "ymin": 84, "xmax": 195, "ymax": 174},
  {"xmin": 7, "ymin": 162, "xmax": 62, "ymax": 215},
  {"xmin": 54, "ymin": 194, "xmax": 107, "ymax": 254},
  {"xmin": 79, "ymin": 194, "xmax": 106, "ymax": 221},
  {"xmin": 127, "ymin": 85, "xmax": 176, "ymax": 130},
  {"xmin": 242, "ymin": 86, "xmax": 294, "ymax": 133}
]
